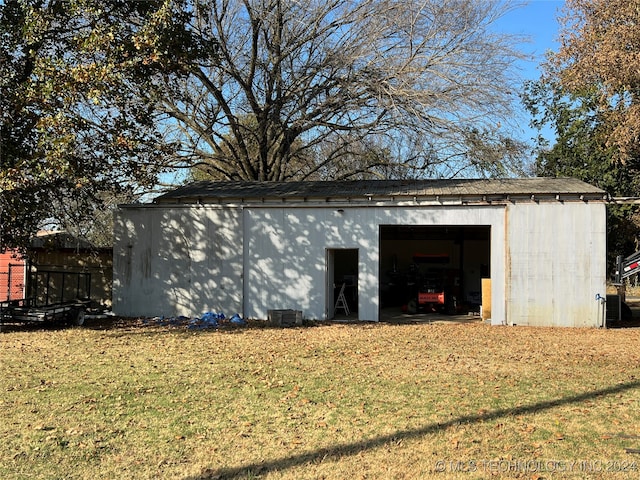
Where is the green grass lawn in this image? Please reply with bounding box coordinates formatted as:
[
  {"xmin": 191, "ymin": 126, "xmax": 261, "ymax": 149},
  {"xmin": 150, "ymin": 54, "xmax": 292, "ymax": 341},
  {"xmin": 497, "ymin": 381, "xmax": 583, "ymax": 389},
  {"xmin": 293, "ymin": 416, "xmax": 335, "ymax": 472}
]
[{"xmin": 1, "ymin": 319, "xmax": 639, "ymax": 479}]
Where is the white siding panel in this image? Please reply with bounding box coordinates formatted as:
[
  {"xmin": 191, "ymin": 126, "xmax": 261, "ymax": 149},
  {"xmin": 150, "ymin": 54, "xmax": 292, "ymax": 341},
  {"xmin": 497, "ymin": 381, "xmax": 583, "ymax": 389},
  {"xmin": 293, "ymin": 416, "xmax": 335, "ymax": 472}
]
[
  {"xmin": 243, "ymin": 205, "xmax": 506, "ymax": 322},
  {"xmin": 244, "ymin": 208, "xmax": 350, "ymax": 320},
  {"xmin": 113, "ymin": 206, "xmax": 243, "ymax": 318},
  {"xmin": 507, "ymin": 202, "xmax": 606, "ymax": 327}
]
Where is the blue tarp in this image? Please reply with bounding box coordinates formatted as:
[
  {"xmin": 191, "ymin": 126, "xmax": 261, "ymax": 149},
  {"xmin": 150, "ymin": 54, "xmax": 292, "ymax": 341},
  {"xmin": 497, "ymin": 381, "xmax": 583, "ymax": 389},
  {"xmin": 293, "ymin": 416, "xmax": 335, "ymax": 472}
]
[{"xmin": 143, "ymin": 311, "xmax": 246, "ymax": 329}]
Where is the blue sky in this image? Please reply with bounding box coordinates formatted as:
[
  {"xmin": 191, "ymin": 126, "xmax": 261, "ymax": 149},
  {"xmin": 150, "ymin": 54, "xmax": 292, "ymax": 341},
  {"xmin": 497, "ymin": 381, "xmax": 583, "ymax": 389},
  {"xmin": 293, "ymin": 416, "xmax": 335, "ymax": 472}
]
[
  {"xmin": 497, "ymin": 1, "xmax": 565, "ymax": 81},
  {"xmin": 494, "ymin": 0, "xmax": 565, "ymax": 145}
]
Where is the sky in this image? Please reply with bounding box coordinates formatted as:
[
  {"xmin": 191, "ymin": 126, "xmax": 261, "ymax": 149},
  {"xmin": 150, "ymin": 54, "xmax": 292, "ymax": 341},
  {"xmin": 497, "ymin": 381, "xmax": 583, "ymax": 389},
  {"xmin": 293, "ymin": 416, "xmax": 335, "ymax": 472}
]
[
  {"xmin": 497, "ymin": 1, "xmax": 565, "ymax": 81},
  {"xmin": 493, "ymin": 0, "xmax": 566, "ymax": 144}
]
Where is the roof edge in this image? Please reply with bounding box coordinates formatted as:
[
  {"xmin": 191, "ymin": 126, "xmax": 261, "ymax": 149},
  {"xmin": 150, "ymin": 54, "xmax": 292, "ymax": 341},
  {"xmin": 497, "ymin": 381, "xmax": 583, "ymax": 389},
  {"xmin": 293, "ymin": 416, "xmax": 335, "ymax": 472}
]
[{"xmin": 151, "ymin": 178, "xmax": 607, "ymax": 206}]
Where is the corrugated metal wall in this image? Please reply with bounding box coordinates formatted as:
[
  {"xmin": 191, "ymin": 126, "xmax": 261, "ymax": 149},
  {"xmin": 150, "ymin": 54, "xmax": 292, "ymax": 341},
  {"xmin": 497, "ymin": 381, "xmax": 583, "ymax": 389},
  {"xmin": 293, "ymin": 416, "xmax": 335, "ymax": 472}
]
[
  {"xmin": 0, "ymin": 251, "xmax": 26, "ymax": 301},
  {"xmin": 113, "ymin": 206, "xmax": 244, "ymax": 318},
  {"xmin": 113, "ymin": 200, "xmax": 606, "ymax": 327},
  {"xmin": 242, "ymin": 205, "xmax": 507, "ymax": 322},
  {"xmin": 506, "ymin": 202, "xmax": 606, "ymax": 327}
]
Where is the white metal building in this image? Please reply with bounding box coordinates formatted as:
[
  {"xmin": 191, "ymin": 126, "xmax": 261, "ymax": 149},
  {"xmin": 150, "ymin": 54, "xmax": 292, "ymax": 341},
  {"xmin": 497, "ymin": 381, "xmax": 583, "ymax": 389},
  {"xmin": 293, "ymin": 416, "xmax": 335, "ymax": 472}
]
[{"xmin": 113, "ymin": 178, "xmax": 607, "ymax": 327}]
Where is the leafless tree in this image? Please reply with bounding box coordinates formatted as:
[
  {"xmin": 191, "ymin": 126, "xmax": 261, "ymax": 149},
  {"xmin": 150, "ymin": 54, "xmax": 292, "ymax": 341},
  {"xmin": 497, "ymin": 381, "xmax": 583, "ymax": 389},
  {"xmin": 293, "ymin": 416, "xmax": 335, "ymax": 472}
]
[{"xmin": 149, "ymin": 0, "xmax": 529, "ymax": 181}]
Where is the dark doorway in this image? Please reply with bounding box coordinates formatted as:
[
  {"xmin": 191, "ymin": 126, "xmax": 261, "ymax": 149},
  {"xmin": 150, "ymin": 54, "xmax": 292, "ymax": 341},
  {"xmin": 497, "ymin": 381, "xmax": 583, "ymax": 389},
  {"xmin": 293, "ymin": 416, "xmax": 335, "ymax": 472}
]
[
  {"xmin": 379, "ymin": 226, "xmax": 490, "ymax": 315},
  {"xmin": 327, "ymin": 248, "xmax": 358, "ymax": 319}
]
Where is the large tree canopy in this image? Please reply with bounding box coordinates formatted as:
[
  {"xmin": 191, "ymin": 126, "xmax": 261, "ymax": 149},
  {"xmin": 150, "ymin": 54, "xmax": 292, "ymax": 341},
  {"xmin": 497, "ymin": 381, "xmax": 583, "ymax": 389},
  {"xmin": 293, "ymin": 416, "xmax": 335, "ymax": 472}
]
[
  {"xmin": 552, "ymin": 0, "xmax": 640, "ymax": 164},
  {"xmin": 0, "ymin": 0, "xmax": 186, "ymax": 250},
  {"xmin": 160, "ymin": 0, "xmax": 528, "ymax": 181},
  {"xmin": 524, "ymin": 78, "xmax": 640, "ymax": 265},
  {"xmin": 525, "ymin": 0, "xmax": 640, "ymax": 263},
  {"xmin": 1, "ymin": 0, "xmax": 529, "ymax": 251}
]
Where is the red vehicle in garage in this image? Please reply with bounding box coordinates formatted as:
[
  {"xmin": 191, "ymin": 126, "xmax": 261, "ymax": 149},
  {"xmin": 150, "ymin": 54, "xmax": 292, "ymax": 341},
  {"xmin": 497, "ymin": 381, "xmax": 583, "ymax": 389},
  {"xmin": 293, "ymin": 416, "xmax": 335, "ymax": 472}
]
[{"xmin": 406, "ymin": 253, "xmax": 457, "ymax": 315}]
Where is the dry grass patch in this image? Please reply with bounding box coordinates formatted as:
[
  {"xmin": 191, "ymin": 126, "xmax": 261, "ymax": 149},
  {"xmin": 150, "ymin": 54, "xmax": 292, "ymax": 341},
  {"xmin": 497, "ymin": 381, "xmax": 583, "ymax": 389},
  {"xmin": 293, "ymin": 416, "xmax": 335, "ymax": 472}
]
[{"xmin": 0, "ymin": 319, "xmax": 639, "ymax": 479}]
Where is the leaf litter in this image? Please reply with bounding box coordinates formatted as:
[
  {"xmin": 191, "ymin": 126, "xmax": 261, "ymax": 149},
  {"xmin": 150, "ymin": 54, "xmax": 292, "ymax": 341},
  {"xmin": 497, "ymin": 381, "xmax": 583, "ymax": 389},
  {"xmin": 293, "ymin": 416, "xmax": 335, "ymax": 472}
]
[{"xmin": 0, "ymin": 319, "xmax": 639, "ymax": 479}]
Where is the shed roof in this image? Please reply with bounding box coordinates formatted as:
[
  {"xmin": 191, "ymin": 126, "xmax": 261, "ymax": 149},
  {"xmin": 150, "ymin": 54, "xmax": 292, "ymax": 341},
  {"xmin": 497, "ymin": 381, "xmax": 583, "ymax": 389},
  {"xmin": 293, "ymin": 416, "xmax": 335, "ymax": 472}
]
[
  {"xmin": 153, "ymin": 178, "xmax": 606, "ymax": 205},
  {"xmin": 29, "ymin": 232, "xmax": 111, "ymax": 252}
]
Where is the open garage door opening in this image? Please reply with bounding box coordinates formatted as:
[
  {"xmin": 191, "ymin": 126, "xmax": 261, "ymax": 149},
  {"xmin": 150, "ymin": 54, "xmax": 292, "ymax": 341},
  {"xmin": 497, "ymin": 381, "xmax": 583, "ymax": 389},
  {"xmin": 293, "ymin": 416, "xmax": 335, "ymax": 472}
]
[{"xmin": 379, "ymin": 225, "xmax": 490, "ymax": 320}]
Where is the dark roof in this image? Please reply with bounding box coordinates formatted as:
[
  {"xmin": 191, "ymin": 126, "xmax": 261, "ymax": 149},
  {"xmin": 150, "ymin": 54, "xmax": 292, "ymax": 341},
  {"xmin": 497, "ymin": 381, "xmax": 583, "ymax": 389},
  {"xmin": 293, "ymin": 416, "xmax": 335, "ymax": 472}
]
[
  {"xmin": 29, "ymin": 232, "xmax": 110, "ymax": 252},
  {"xmin": 154, "ymin": 178, "xmax": 606, "ymax": 205}
]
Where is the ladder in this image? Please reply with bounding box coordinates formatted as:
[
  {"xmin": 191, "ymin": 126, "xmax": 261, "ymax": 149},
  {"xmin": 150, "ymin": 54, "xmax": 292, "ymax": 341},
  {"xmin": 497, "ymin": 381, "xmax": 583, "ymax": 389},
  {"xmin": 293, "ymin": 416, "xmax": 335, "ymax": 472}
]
[{"xmin": 334, "ymin": 283, "xmax": 350, "ymax": 316}]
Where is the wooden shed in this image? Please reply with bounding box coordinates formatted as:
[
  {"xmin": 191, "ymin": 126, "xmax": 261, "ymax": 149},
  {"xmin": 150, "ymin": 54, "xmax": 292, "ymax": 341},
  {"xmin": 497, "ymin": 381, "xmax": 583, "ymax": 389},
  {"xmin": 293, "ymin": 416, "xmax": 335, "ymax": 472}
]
[{"xmin": 27, "ymin": 232, "xmax": 113, "ymax": 308}]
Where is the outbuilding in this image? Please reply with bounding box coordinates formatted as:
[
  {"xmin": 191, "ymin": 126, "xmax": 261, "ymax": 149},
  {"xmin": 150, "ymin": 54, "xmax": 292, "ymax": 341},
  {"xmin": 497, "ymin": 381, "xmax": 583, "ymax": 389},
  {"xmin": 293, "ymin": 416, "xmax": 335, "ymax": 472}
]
[
  {"xmin": 1, "ymin": 232, "xmax": 113, "ymax": 307},
  {"xmin": 113, "ymin": 178, "xmax": 607, "ymax": 327}
]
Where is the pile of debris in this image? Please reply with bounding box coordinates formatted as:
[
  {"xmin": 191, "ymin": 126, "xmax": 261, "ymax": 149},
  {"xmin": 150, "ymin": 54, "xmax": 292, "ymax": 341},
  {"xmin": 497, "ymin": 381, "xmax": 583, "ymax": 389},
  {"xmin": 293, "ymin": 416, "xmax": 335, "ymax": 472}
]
[{"xmin": 142, "ymin": 311, "xmax": 246, "ymax": 329}]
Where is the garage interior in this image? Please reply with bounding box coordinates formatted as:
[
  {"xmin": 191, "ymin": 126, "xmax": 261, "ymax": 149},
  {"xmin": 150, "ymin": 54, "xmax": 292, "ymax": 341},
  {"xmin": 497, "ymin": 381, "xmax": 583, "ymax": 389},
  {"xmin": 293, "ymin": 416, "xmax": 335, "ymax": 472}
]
[{"xmin": 379, "ymin": 225, "xmax": 491, "ymax": 319}]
